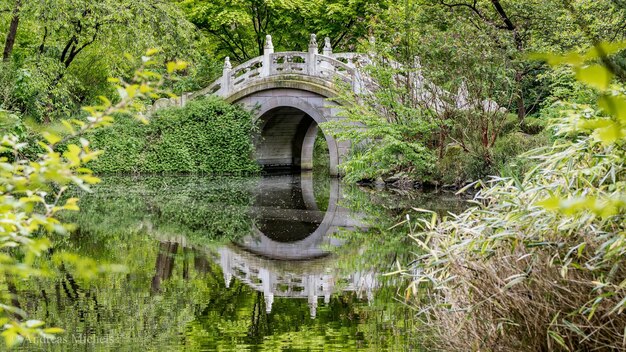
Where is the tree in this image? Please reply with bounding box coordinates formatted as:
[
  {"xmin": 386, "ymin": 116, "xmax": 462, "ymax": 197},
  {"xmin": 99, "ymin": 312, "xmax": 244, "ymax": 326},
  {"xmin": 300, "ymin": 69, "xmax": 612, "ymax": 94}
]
[
  {"xmin": 407, "ymin": 40, "xmax": 626, "ymax": 352},
  {"xmin": 0, "ymin": 0, "xmax": 200, "ymax": 122},
  {"xmin": 420, "ymin": 0, "xmax": 626, "ymax": 119},
  {"xmin": 0, "ymin": 52, "xmax": 187, "ymax": 347},
  {"xmin": 1, "ymin": 0, "xmax": 20, "ymax": 61},
  {"xmin": 178, "ymin": 0, "xmax": 388, "ymax": 62}
]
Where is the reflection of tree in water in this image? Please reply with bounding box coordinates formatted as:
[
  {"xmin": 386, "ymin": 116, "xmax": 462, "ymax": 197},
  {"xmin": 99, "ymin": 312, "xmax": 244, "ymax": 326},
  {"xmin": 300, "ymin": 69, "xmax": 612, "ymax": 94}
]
[
  {"xmin": 327, "ymin": 184, "xmax": 472, "ymax": 314},
  {"xmin": 151, "ymin": 242, "xmax": 179, "ymax": 293},
  {"xmin": 9, "ymin": 175, "xmax": 426, "ymax": 350}
]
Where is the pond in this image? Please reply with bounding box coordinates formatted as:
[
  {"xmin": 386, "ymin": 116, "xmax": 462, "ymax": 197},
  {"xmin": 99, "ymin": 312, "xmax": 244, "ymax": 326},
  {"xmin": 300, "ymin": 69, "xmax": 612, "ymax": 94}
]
[{"xmin": 14, "ymin": 173, "xmax": 467, "ymax": 351}]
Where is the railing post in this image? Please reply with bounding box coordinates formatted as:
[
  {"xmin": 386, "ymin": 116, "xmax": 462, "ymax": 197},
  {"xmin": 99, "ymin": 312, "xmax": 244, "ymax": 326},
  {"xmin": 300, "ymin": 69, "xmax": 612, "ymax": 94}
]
[
  {"xmin": 263, "ymin": 34, "xmax": 274, "ymax": 77},
  {"xmin": 308, "ymin": 34, "xmax": 318, "ymax": 76},
  {"xmin": 222, "ymin": 57, "xmax": 232, "ymax": 96},
  {"xmin": 323, "ymin": 37, "xmax": 332, "ymax": 56},
  {"xmin": 368, "ymin": 36, "xmax": 376, "ymax": 56}
]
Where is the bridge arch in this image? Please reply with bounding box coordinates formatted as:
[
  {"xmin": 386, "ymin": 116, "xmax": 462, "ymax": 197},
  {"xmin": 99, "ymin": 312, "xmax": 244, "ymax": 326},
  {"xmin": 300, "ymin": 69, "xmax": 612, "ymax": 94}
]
[
  {"xmin": 236, "ymin": 94, "xmax": 340, "ymax": 175},
  {"xmin": 150, "ymin": 34, "xmax": 366, "ymax": 176}
]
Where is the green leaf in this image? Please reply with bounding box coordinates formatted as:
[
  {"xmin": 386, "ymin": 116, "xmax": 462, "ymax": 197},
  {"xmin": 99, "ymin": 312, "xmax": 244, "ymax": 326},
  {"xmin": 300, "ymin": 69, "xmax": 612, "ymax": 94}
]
[
  {"xmin": 536, "ymin": 196, "xmax": 560, "ymax": 210},
  {"xmin": 42, "ymin": 132, "xmax": 62, "ymax": 145},
  {"xmin": 548, "ymin": 330, "xmax": 569, "ymax": 351},
  {"xmin": 598, "ymin": 95, "xmax": 626, "ymax": 124},
  {"xmin": 593, "ymin": 123, "xmax": 624, "ymax": 145},
  {"xmin": 575, "ymin": 64, "xmax": 613, "ymax": 90},
  {"xmin": 25, "ymin": 320, "xmax": 44, "ymax": 328}
]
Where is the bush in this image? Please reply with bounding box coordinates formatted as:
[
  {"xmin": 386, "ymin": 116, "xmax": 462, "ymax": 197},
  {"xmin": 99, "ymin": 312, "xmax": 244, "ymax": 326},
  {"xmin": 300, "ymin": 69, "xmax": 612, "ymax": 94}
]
[
  {"xmin": 407, "ymin": 58, "xmax": 626, "ymax": 351},
  {"xmin": 435, "ymin": 144, "xmax": 481, "ymax": 186},
  {"xmin": 86, "ymin": 96, "xmax": 259, "ymax": 174},
  {"xmin": 312, "ymin": 131, "xmax": 330, "ymax": 172},
  {"xmin": 491, "ymin": 130, "xmax": 550, "ymax": 177}
]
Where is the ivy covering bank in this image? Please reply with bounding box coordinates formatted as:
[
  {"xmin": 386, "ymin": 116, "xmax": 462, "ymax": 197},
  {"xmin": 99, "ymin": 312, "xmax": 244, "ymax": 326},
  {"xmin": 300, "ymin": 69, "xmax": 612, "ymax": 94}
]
[{"xmin": 86, "ymin": 96, "xmax": 259, "ymax": 174}]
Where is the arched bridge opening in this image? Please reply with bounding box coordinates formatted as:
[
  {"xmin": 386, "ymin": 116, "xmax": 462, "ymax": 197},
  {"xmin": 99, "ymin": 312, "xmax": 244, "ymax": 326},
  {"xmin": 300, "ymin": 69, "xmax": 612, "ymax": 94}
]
[{"xmin": 256, "ymin": 106, "xmax": 324, "ymax": 172}]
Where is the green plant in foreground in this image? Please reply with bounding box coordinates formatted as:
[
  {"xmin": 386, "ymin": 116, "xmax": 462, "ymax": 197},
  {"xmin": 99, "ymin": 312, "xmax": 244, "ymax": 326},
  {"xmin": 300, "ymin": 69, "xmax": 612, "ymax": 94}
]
[
  {"xmin": 0, "ymin": 51, "xmax": 185, "ymax": 347},
  {"xmin": 405, "ymin": 42, "xmax": 626, "ymax": 351}
]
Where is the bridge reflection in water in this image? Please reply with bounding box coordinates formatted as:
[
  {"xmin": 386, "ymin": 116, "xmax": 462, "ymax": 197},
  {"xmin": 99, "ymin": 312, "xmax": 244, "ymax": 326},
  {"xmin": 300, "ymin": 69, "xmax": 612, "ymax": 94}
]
[
  {"xmin": 151, "ymin": 173, "xmax": 376, "ymax": 318},
  {"xmin": 222, "ymin": 173, "xmax": 375, "ymax": 318}
]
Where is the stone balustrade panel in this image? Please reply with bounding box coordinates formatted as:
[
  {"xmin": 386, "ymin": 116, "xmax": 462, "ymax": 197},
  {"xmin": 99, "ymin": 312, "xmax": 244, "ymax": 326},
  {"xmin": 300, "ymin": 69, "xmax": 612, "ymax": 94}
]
[
  {"xmin": 315, "ymin": 54, "xmax": 354, "ymax": 84},
  {"xmin": 231, "ymin": 56, "xmax": 264, "ymax": 88},
  {"xmin": 329, "ymin": 53, "xmax": 369, "ymax": 69},
  {"xmin": 270, "ymin": 52, "xmax": 309, "ymax": 75}
]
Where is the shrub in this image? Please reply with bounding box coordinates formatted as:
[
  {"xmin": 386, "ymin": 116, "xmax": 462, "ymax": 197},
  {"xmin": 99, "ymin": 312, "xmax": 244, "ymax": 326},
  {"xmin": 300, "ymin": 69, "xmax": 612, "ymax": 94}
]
[
  {"xmin": 406, "ymin": 45, "xmax": 626, "ymax": 351},
  {"xmin": 491, "ymin": 130, "xmax": 550, "ymax": 177},
  {"xmin": 0, "ymin": 54, "xmax": 182, "ymax": 346},
  {"xmin": 312, "ymin": 131, "xmax": 330, "ymax": 172},
  {"xmin": 86, "ymin": 96, "xmax": 259, "ymax": 174},
  {"xmin": 435, "ymin": 144, "xmax": 478, "ymax": 186}
]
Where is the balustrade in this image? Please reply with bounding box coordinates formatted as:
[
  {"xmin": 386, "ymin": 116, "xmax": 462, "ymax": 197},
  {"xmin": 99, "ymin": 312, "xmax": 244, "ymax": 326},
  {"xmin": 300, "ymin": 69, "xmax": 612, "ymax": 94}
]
[{"xmin": 206, "ymin": 34, "xmax": 361, "ymax": 98}]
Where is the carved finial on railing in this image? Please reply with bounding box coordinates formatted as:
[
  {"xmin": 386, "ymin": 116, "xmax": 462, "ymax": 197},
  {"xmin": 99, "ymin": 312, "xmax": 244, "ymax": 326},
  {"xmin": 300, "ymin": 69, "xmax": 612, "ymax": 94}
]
[
  {"xmin": 265, "ymin": 34, "xmax": 274, "ymax": 50},
  {"xmin": 224, "ymin": 56, "xmax": 232, "ymax": 70},
  {"xmin": 323, "ymin": 37, "xmax": 332, "ymax": 56},
  {"xmin": 222, "ymin": 56, "xmax": 233, "ymax": 94},
  {"xmin": 263, "ymin": 35, "xmax": 274, "ymax": 76},
  {"xmin": 368, "ymin": 36, "xmax": 376, "ymax": 56},
  {"xmin": 309, "ymin": 34, "xmax": 318, "ymax": 55}
]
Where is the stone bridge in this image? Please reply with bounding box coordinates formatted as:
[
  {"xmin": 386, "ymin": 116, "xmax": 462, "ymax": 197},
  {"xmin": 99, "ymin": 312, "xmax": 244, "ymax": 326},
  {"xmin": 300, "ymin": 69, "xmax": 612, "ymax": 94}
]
[
  {"xmin": 152, "ymin": 34, "xmax": 369, "ymax": 176},
  {"xmin": 150, "ymin": 34, "xmax": 502, "ymax": 176}
]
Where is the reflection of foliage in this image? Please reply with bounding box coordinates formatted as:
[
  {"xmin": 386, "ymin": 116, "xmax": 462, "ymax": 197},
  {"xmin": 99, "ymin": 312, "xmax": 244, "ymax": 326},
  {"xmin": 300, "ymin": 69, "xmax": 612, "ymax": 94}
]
[
  {"xmin": 322, "ymin": 185, "xmax": 466, "ymax": 350},
  {"xmin": 66, "ymin": 176, "xmax": 258, "ymax": 244},
  {"xmin": 312, "ymin": 172, "xmax": 330, "ymax": 212},
  {"xmin": 10, "ymin": 174, "xmax": 439, "ymax": 350},
  {"xmin": 334, "ymin": 184, "xmax": 469, "ymax": 280},
  {"xmin": 0, "ymin": 54, "xmax": 183, "ymax": 347}
]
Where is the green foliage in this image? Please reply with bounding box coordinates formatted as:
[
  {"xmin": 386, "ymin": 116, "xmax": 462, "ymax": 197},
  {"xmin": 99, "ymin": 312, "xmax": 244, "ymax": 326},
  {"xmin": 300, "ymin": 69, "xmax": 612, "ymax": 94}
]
[
  {"xmin": 86, "ymin": 96, "xmax": 259, "ymax": 174},
  {"xmin": 0, "ymin": 0, "xmax": 206, "ymax": 122},
  {"xmin": 312, "ymin": 131, "xmax": 329, "ymax": 172},
  {"xmin": 0, "ymin": 52, "xmax": 185, "ymax": 347},
  {"xmin": 406, "ymin": 43, "xmax": 626, "ymax": 351},
  {"xmin": 322, "ymin": 65, "xmax": 437, "ymax": 183},
  {"xmin": 491, "ymin": 130, "xmax": 549, "ymax": 177},
  {"xmin": 68, "ymin": 176, "xmax": 256, "ymax": 242},
  {"xmin": 6, "ymin": 174, "xmax": 429, "ymax": 350},
  {"xmin": 435, "ymin": 144, "xmax": 483, "ymax": 186},
  {"xmin": 178, "ymin": 0, "xmax": 387, "ymax": 62}
]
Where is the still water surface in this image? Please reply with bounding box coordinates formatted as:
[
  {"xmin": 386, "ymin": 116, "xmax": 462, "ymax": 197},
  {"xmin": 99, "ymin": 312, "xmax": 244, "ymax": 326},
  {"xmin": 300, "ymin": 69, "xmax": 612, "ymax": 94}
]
[{"xmin": 15, "ymin": 173, "xmax": 466, "ymax": 351}]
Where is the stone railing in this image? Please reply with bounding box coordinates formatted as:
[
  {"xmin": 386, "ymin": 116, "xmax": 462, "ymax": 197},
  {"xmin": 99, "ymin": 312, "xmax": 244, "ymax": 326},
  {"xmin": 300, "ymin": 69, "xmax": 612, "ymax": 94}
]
[
  {"xmin": 152, "ymin": 34, "xmax": 368, "ymax": 114},
  {"xmin": 148, "ymin": 34, "xmax": 501, "ymax": 115},
  {"xmin": 205, "ymin": 34, "xmax": 368, "ymax": 98}
]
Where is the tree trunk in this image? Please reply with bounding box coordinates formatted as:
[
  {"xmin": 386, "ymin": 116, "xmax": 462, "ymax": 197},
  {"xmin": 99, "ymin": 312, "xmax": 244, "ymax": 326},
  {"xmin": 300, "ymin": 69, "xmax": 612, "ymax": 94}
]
[
  {"xmin": 515, "ymin": 70, "xmax": 526, "ymax": 120},
  {"xmin": 2, "ymin": 0, "xmax": 22, "ymax": 62}
]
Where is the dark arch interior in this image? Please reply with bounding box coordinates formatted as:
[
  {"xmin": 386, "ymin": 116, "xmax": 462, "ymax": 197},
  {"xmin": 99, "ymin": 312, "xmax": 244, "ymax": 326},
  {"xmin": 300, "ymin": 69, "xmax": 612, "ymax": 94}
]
[
  {"xmin": 253, "ymin": 175, "xmax": 324, "ymax": 243},
  {"xmin": 256, "ymin": 106, "xmax": 322, "ymax": 172}
]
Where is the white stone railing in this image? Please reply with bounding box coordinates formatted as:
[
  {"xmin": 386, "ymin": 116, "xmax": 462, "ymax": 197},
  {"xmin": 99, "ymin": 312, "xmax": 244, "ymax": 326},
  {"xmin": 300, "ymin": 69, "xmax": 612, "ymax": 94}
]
[
  {"xmin": 210, "ymin": 34, "xmax": 367, "ymax": 98},
  {"xmin": 153, "ymin": 34, "xmax": 368, "ymax": 114},
  {"xmin": 149, "ymin": 34, "xmax": 501, "ymax": 115}
]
